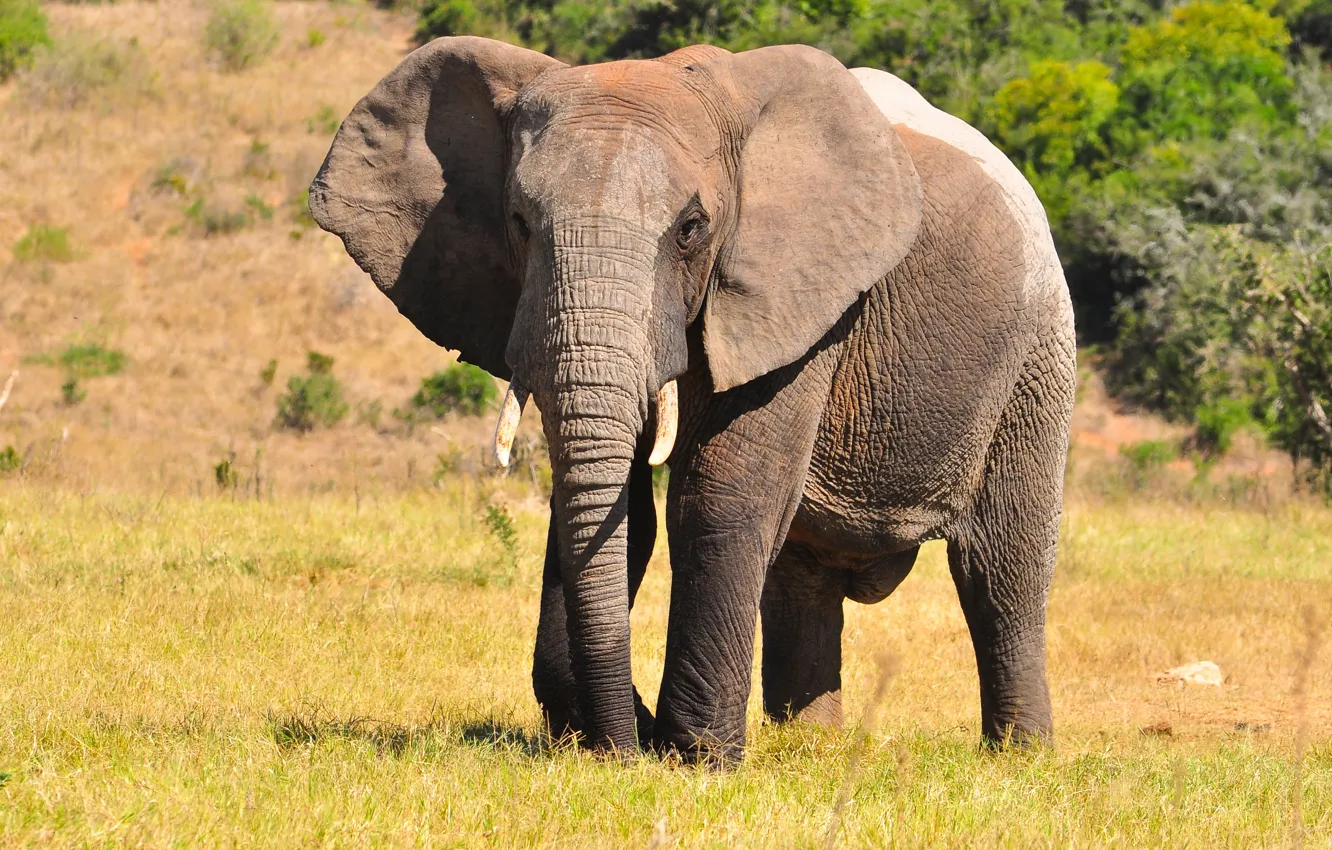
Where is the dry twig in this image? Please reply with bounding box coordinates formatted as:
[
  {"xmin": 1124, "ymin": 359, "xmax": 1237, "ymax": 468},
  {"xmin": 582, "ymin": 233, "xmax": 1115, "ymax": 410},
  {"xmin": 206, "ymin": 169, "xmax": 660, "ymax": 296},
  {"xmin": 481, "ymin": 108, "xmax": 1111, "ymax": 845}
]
[
  {"xmin": 0, "ymin": 370, "xmax": 16, "ymax": 413},
  {"xmin": 824, "ymin": 652, "xmax": 899, "ymax": 850},
  {"xmin": 1289, "ymin": 605, "xmax": 1326, "ymax": 850}
]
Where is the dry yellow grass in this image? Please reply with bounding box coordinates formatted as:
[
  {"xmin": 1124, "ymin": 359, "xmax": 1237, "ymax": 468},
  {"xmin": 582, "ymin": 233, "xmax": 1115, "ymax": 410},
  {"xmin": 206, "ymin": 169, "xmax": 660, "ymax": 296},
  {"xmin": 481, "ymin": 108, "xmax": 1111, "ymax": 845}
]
[
  {"xmin": 1, "ymin": 483, "xmax": 1330, "ymax": 847},
  {"xmin": 2, "ymin": 4, "xmax": 1331, "ymax": 847}
]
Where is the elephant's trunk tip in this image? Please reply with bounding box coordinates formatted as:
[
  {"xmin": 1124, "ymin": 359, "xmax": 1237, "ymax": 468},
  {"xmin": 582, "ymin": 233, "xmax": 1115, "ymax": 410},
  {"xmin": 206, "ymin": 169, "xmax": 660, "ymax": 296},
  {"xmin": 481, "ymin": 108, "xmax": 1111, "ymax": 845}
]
[
  {"xmin": 648, "ymin": 380, "xmax": 678, "ymax": 467},
  {"xmin": 494, "ymin": 381, "xmax": 529, "ymax": 468}
]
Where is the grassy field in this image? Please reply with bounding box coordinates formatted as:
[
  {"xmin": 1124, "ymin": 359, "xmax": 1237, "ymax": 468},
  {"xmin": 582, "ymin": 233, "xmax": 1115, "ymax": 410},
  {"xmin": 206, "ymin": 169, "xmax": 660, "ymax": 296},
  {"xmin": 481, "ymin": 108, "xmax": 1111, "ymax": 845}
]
[
  {"xmin": 1, "ymin": 479, "xmax": 1330, "ymax": 847},
  {"xmin": 2, "ymin": 2, "xmax": 1331, "ymax": 847}
]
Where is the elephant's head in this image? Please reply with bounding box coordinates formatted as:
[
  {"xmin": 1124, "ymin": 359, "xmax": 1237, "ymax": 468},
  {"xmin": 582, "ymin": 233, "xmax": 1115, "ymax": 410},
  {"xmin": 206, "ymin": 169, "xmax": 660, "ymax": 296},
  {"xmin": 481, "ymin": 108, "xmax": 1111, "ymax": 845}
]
[{"xmin": 309, "ymin": 36, "xmax": 923, "ymax": 752}]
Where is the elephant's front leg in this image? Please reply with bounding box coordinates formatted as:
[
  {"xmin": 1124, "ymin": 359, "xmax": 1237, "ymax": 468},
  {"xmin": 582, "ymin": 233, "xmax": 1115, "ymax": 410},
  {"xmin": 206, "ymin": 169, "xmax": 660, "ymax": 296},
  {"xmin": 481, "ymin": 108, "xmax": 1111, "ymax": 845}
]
[
  {"xmin": 652, "ymin": 363, "xmax": 832, "ymax": 763},
  {"xmin": 532, "ymin": 440, "xmax": 658, "ymax": 745}
]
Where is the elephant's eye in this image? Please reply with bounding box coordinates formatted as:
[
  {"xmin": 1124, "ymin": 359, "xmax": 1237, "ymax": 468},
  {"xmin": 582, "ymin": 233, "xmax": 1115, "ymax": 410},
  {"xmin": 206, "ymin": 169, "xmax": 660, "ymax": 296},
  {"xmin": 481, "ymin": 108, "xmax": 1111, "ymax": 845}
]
[
  {"xmin": 676, "ymin": 215, "xmax": 706, "ymax": 254},
  {"xmin": 511, "ymin": 212, "xmax": 531, "ymax": 241}
]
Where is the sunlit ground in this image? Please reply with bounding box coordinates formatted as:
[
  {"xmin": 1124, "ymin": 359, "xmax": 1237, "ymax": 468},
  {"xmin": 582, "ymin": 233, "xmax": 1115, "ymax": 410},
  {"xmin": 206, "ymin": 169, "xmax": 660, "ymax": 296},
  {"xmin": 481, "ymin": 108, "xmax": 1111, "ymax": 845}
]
[{"xmin": 2, "ymin": 481, "xmax": 1329, "ymax": 847}]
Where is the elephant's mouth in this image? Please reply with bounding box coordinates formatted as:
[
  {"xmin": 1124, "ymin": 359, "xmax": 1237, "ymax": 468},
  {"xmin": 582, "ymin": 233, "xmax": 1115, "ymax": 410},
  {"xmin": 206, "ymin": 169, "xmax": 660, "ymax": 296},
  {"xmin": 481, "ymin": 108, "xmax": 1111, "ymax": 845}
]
[{"xmin": 493, "ymin": 378, "xmax": 679, "ymax": 469}]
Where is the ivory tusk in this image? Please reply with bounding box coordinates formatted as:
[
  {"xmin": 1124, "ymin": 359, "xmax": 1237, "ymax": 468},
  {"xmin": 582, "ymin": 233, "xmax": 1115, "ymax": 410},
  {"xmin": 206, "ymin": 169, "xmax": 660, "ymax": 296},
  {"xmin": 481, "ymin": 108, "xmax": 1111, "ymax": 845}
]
[
  {"xmin": 493, "ymin": 381, "xmax": 529, "ymax": 469},
  {"xmin": 648, "ymin": 380, "xmax": 678, "ymax": 467}
]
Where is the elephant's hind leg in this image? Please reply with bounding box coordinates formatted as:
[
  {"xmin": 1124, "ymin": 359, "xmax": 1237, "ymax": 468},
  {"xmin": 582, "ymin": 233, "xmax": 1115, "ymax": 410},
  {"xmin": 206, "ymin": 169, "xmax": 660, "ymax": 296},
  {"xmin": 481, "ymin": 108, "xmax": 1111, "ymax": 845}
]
[
  {"xmin": 760, "ymin": 542, "xmax": 846, "ymax": 726},
  {"xmin": 946, "ymin": 335, "xmax": 1075, "ymax": 747}
]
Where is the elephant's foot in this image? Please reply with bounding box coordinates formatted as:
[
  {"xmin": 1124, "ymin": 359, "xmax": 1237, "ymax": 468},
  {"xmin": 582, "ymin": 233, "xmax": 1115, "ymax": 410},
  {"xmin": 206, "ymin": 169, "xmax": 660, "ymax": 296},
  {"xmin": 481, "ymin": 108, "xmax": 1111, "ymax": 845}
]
[
  {"xmin": 980, "ymin": 724, "xmax": 1053, "ymax": 751},
  {"xmin": 650, "ymin": 729, "xmax": 744, "ymax": 769},
  {"xmin": 540, "ymin": 685, "xmax": 656, "ymax": 752},
  {"xmin": 650, "ymin": 696, "xmax": 746, "ymax": 768},
  {"xmin": 787, "ymin": 689, "xmax": 843, "ymax": 726},
  {"xmin": 979, "ymin": 696, "xmax": 1053, "ymax": 750}
]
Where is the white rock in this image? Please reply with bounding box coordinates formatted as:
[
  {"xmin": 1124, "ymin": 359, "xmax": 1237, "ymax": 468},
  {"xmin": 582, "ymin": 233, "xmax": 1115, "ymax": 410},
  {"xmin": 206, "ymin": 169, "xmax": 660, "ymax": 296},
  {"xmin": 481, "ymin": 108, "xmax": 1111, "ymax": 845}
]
[{"xmin": 1156, "ymin": 661, "xmax": 1224, "ymax": 687}]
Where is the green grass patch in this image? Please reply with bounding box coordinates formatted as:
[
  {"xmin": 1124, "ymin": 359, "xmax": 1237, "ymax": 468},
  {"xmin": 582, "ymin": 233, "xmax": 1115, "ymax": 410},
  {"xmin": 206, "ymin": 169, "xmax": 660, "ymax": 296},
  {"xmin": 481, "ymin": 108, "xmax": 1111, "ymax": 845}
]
[
  {"xmin": 12, "ymin": 224, "xmax": 73, "ymax": 263},
  {"xmin": 58, "ymin": 343, "xmax": 126, "ymax": 378},
  {"xmin": 307, "ymin": 103, "xmax": 340, "ymax": 136}
]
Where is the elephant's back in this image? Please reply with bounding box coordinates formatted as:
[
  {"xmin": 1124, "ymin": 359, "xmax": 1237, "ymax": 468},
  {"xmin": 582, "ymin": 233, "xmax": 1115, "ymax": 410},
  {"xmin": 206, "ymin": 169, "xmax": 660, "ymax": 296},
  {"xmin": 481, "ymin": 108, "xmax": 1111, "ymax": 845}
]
[{"xmin": 850, "ymin": 67, "xmax": 1067, "ymax": 314}]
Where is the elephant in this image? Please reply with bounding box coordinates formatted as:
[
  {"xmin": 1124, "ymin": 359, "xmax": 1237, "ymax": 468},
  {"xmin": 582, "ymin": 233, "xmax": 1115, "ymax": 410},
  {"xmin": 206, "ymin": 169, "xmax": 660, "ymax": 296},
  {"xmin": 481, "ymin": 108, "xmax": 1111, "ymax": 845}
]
[{"xmin": 309, "ymin": 36, "xmax": 1076, "ymax": 763}]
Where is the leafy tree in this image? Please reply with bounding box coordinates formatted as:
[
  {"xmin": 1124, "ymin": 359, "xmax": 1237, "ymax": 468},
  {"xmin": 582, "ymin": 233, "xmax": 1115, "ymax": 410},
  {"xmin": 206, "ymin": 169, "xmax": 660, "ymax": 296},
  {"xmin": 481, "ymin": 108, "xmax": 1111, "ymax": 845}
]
[
  {"xmin": 1117, "ymin": 2, "xmax": 1294, "ymax": 146},
  {"xmin": 0, "ymin": 0, "xmax": 48, "ymax": 81},
  {"xmin": 986, "ymin": 60, "xmax": 1119, "ymax": 223}
]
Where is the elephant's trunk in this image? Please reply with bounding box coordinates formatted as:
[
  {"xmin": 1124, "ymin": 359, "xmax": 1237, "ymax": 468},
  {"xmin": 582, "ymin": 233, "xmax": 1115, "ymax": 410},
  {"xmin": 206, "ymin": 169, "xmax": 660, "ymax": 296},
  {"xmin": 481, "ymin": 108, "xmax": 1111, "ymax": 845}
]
[
  {"xmin": 512, "ymin": 220, "xmax": 666, "ymax": 752},
  {"xmin": 546, "ymin": 381, "xmax": 639, "ymax": 750}
]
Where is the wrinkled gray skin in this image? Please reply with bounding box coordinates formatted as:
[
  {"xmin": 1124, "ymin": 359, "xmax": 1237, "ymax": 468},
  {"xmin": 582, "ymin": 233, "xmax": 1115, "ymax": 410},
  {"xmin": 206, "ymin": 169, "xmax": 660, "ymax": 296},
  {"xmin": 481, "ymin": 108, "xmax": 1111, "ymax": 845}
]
[{"xmin": 310, "ymin": 36, "xmax": 1076, "ymax": 763}]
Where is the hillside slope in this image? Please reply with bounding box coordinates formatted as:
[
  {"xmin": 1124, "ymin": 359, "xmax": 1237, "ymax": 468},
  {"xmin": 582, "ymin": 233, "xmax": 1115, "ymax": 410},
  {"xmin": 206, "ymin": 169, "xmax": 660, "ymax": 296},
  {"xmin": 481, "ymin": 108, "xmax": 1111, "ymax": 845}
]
[{"xmin": 0, "ymin": 3, "xmax": 505, "ymax": 495}]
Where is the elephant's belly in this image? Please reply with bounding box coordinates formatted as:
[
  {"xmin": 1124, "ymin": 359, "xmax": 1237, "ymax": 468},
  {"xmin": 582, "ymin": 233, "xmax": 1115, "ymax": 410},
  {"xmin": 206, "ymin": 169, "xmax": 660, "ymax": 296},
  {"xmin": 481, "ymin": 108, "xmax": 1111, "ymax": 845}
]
[{"xmin": 791, "ymin": 472, "xmax": 959, "ymax": 558}]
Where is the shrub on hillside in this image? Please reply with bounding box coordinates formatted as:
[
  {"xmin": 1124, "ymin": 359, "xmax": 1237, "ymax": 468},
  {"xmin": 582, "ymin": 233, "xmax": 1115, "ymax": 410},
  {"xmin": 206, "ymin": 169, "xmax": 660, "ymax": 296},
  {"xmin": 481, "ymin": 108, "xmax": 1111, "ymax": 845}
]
[
  {"xmin": 275, "ymin": 352, "xmax": 348, "ymax": 432},
  {"xmin": 13, "ymin": 225, "xmax": 74, "ymax": 263},
  {"xmin": 151, "ymin": 160, "xmax": 194, "ymax": 197},
  {"xmin": 307, "ymin": 104, "xmax": 340, "ymax": 136},
  {"xmin": 61, "ymin": 378, "xmax": 86, "ymax": 406},
  {"xmin": 0, "ymin": 0, "xmax": 48, "ymax": 81},
  {"xmin": 20, "ymin": 35, "xmax": 158, "ymax": 109},
  {"xmin": 185, "ymin": 198, "xmax": 249, "ymax": 236},
  {"xmin": 408, "ymin": 363, "xmax": 498, "ymax": 419},
  {"xmin": 204, "ymin": 0, "xmax": 278, "ymax": 72},
  {"xmin": 0, "ymin": 445, "xmax": 21, "ymax": 474}
]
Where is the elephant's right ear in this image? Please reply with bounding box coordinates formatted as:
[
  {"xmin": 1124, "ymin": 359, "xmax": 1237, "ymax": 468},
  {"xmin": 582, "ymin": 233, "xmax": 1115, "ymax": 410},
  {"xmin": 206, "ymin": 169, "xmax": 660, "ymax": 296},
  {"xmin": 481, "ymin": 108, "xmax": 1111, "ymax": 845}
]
[{"xmin": 309, "ymin": 37, "xmax": 564, "ymax": 379}]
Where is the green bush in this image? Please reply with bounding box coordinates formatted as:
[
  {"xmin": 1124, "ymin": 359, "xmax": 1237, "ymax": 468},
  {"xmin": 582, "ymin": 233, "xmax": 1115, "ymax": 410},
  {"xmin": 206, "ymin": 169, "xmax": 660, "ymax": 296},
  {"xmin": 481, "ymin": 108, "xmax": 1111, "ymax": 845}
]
[
  {"xmin": 13, "ymin": 225, "xmax": 74, "ymax": 263},
  {"xmin": 204, "ymin": 0, "xmax": 278, "ymax": 72},
  {"xmin": 0, "ymin": 0, "xmax": 48, "ymax": 82},
  {"xmin": 185, "ymin": 198, "xmax": 249, "ymax": 236},
  {"xmin": 242, "ymin": 138, "xmax": 275, "ymax": 180},
  {"xmin": 151, "ymin": 160, "xmax": 194, "ymax": 197},
  {"xmin": 61, "ymin": 378, "xmax": 86, "ymax": 406},
  {"xmin": 1117, "ymin": 2, "xmax": 1294, "ymax": 145},
  {"xmin": 290, "ymin": 189, "xmax": 315, "ymax": 228},
  {"xmin": 307, "ymin": 104, "xmax": 340, "ymax": 136},
  {"xmin": 417, "ymin": 0, "xmax": 478, "ymax": 40},
  {"xmin": 275, "ymin": 352, "xmax": 349, "ymax": 432},
  {"xmin": 408, "ymin": 363, "xmax": 498, "ymax": 419},
  {"xmin": 245, "ymin": 195, "xmax": 274, "ymax": 220},
  {"xmin": 0, "ymin": 445, "xmax": 20, "ymax": 474},
  {"xmin": 1120, "ymin": 439, "xmax": 1179, "ymax": 472},
  {"xmin": 214, "ymin": 456, "xmax": 238, "ymax": 489},
  {"xmin": 1193, "ymin": 397, "xmax": 1254, "ymax": 457},
  {"xmin": 259, "ymin": 358, "xmax": 278, "ymax": 387}
]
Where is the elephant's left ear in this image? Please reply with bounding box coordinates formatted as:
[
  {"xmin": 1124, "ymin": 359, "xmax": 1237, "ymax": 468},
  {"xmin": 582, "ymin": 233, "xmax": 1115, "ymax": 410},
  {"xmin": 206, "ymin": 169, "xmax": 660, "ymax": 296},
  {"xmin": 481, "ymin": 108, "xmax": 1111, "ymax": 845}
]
[{"xmin": 700, "ymin": 46, "xmax": 923, "ymax": 392}]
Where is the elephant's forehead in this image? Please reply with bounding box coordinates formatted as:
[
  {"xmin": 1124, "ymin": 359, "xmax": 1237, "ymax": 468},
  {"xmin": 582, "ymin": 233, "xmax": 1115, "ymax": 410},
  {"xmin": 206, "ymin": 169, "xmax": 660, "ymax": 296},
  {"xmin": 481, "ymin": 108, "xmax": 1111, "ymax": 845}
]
[
  {"xmin": 517, "ymin": 61, "xmax": 718, "ymax": 148},
  {"xmin": 512, "ymin": 121, "xmax": 694, "ymax": 230}
]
